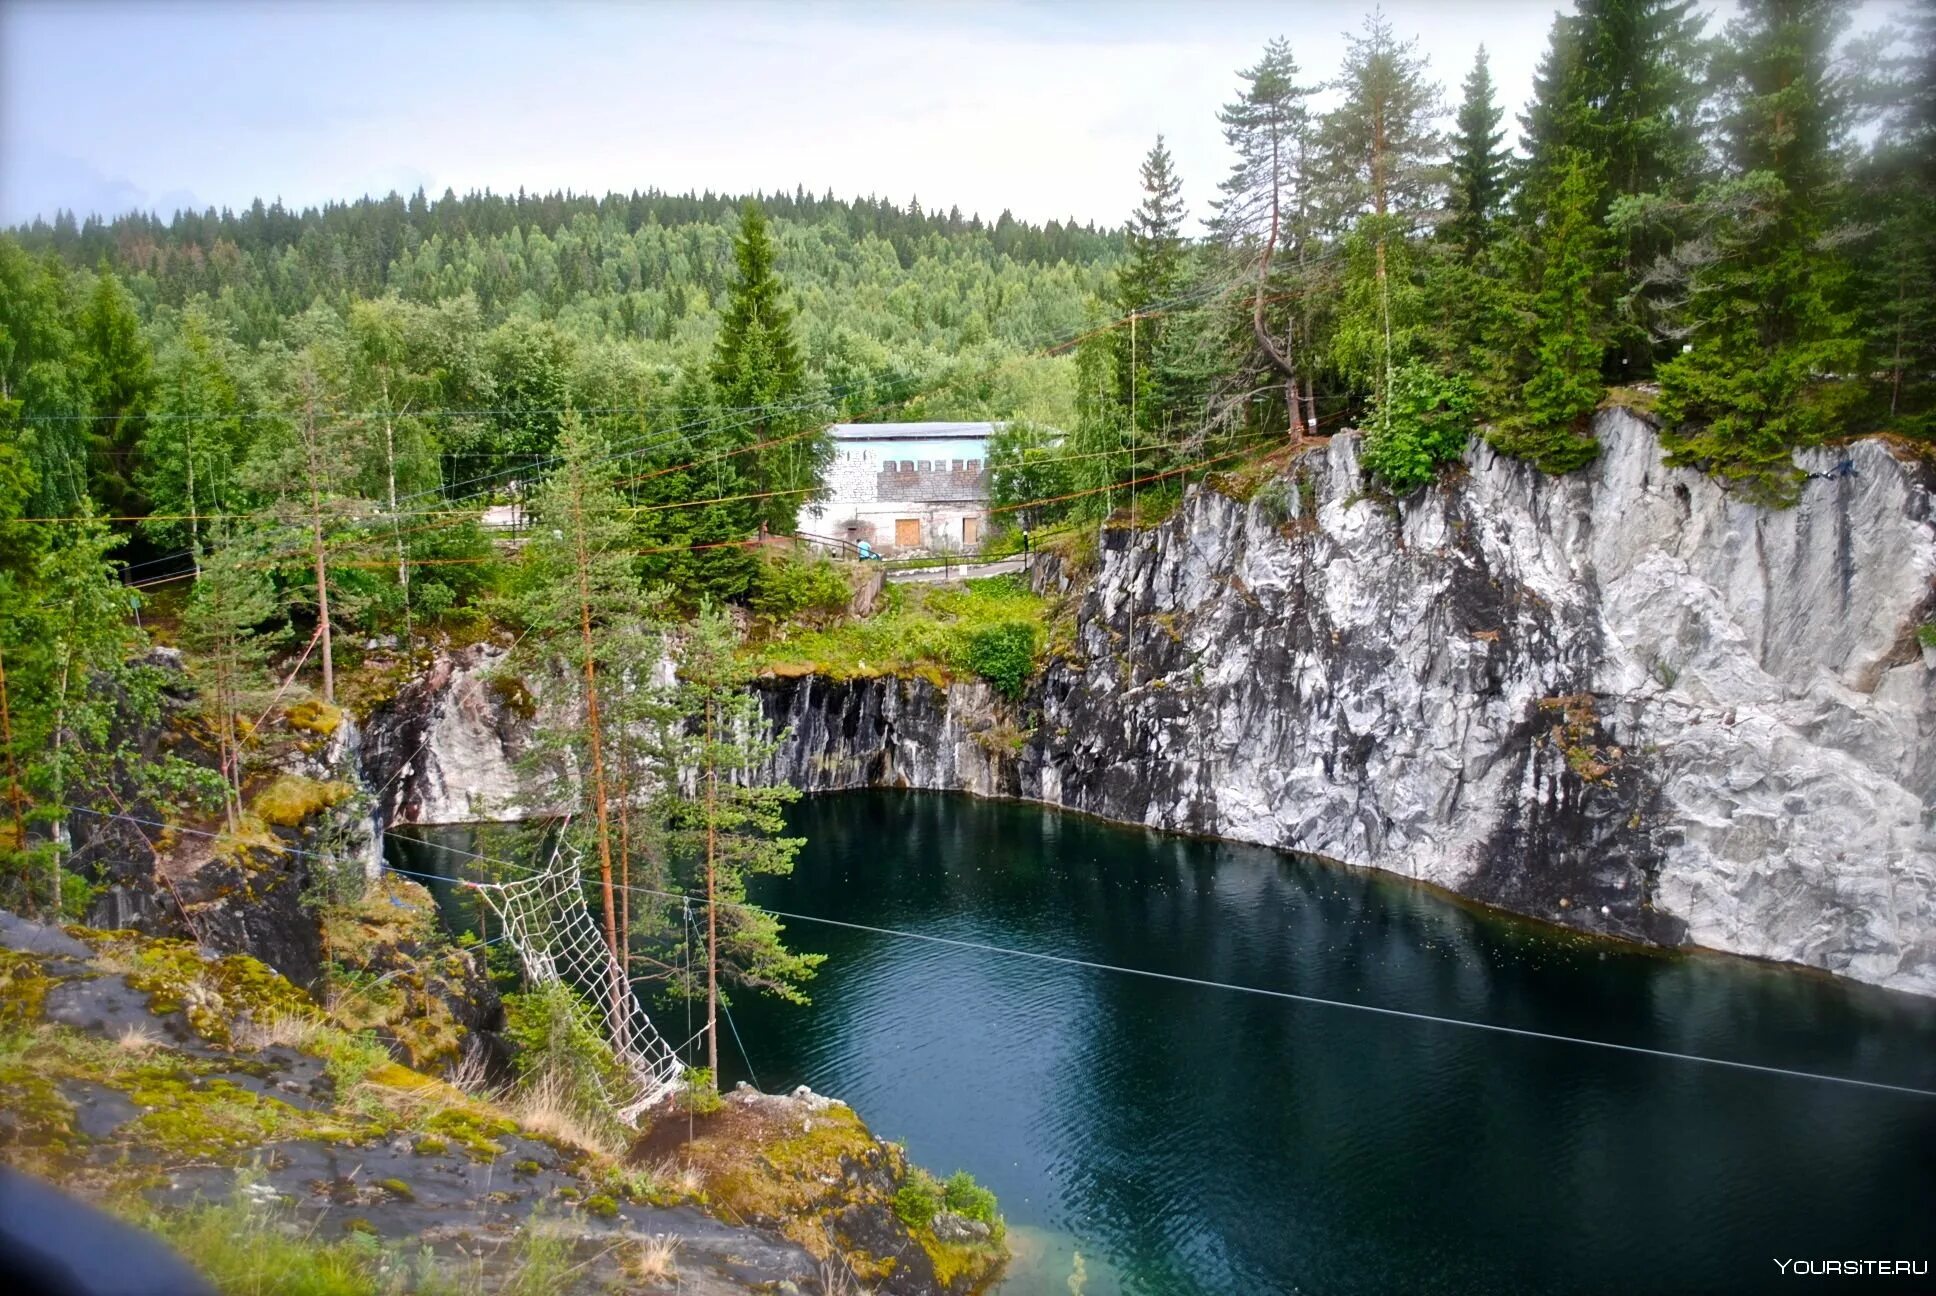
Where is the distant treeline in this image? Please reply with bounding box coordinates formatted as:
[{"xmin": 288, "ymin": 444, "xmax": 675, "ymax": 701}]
[{"xmin": 11, "ymin": 186, "xmax": 1118, "ymax": 343}]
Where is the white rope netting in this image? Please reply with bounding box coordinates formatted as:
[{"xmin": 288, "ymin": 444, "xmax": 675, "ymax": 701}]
[{"xmin": 465, "ymin": 840, "xmax": 683, "ymax": 1123}]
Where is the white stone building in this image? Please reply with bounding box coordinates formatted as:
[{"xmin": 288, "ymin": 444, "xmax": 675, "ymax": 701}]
[{"xmin": 796, "ymin": 422, "xmax": 995, "ymax": 555}]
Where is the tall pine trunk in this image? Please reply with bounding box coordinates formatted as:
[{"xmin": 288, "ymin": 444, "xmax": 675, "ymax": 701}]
[{"xmin": 569, "ymin": 464, "xmax": 626, "ymax": 1042}]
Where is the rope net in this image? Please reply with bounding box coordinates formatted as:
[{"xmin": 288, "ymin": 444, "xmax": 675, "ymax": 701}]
[{"xmin": 465, "ymin": 842, "xmax": 683, "ymax": 1123}]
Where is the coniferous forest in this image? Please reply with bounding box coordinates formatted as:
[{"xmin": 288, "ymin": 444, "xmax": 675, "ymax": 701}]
[{"xmin": 1, "ymin": 0, "xmax": 1932, "ymax": 917}]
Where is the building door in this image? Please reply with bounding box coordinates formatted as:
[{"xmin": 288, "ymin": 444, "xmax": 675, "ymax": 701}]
[
  {"xmin": 895, "ymin": 518, "xmax": 921, "ymax": 548},
  {"xmin": 961, "ymin": 516, "xmax": 981, "ymax": 547}
]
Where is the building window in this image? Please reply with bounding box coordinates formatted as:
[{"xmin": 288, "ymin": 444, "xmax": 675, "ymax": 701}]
[{"xmin": 895, "ymin": 518, "xmax": 921, "ymax": 547}]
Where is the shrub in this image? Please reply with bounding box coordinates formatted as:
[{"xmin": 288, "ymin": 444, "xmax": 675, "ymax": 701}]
[
  {"xmin": 894, "ymin": 1168, "xmax": 943, "ymax": 1230},
  {"xmin": 1361, "ymin": 362, "xmax": 1478, "ymax": 494},
  {"xmin": 942, "ymin": 1170, "xmax": 999, "ymax": 1226},
  {"xmin": 251, "ymin": 775, "xmax": 354, "ymax": 828},
  {"xmin": 956, "ymin": 621, "xmax": 1037, "ymax": 700},
  {"xmin": 749, "ymin": 556, "xmax": 852, "ymax": 625},
  {"xmin": 1918, "ymin": 622, "xmax": 1936, "ymax": 650},
  {"xmin": 679, "ymin": 1066, "xmax": 723, "ymax": 1115},
  {"xmin": 502, "ymin": 981, "xmax": 622, "ymax": 1106}
]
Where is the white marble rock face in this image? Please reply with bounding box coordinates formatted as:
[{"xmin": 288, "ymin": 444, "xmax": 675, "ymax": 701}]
[{"xmin": 370, "ymin": 412, "xmax": 1936, "ymax": 995}]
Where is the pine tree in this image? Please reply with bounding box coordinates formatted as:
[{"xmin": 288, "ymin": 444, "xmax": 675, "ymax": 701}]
[
  {"xmin": 1211, "ymin": 38, "xmax": 1319, "ymax": 435},
  {"xmin": 513, "ymin": 414, "xmax": 664, "ymax": 1020},
  {"xmin": 1319, "ymin": 14, "xmax": 1445, "ymax": 223},
  {"xmin": 183, "ymin": 531, "xmax": 286, "ymax": 830},
  {"xmin": 1646, "ymin": 0, "xmax": 1862, "ymax": 501},
  {"xmin": 1444, "ymin": 47, "xmax": 1511, "ymax": 260},
  {"xmin": 659, "ymin": 603, "xmax": 822, "ymax": 1079},
  {"xmin": 1318, "ymin": 14, "xmax": 1444, "ymax": 419}
]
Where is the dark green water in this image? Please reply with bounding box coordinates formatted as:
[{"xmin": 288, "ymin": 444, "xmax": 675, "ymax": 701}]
[{"xmin": 390, "ymin": 791, "xmax": 1936, "ymax": 1295}]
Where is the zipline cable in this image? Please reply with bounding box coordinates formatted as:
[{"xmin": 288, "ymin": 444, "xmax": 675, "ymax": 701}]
[{"xmin": 58, "ymin": 804, "xmax": 1936, "ymax": 1103}]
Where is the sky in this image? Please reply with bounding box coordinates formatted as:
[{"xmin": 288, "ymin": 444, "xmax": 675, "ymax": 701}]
[{"xmin": 0, "ymin": 0, "xmax": 1884, "ymax": 236}]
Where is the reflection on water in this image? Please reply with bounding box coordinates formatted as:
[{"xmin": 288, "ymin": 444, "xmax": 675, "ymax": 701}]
[{"xmin": 389, "ymin": 791, "xmax": 1936, "ymax": 1295}]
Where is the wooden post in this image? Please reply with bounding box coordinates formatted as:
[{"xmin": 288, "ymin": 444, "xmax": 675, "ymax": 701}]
[{"xmin": 301, "ymin": 387, "xmax": 336, "ymax": 704}]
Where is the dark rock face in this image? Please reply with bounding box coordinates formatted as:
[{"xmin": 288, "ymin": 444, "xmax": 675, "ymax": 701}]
[{"xmin": 757, "ymin": 673, "xmax": 1019, "ymax": 798}]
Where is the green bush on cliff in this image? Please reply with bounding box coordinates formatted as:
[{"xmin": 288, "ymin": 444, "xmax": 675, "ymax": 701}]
[
  {"xmin": 748, "ymin": 556, "xmax": 852, "ymax": 626},
  {"xmin": 1361, "ymin": 362, "xmax": 1478, "ymax": 495},
  {"xmin": 746, "ymin": 569, "xmax": 1047, "ymax": 694},
  {"xmin": 956, "ymin": 621, "xmax": 1038, "ymax": 700},
  {"xmin": 943, "ymin": 1169, "xmax": 1000, "ymax": 1229},
  {"xmin": 502, "ymin": 981, "xmax": 623, "ymax": 1111},
  {"xmin": 894, "ymin": 1168, "xmax": 944, "ymax": 1230}
]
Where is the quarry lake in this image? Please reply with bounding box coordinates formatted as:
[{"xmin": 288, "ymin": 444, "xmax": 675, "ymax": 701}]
[{"xmin": 390, "ymin": 790, "xmax": 1936, "ymax": 1295}]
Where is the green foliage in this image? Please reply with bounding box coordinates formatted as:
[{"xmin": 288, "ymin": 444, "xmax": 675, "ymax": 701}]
[
  {"xmin": 1917, "ymin": 623, "xmax": 1936, "ymax": 651},
  {"xmin": 893, "ymin": 1167, "xmax": 1002, "ymax": 1238},
  {"xmin": 658, "ymin": 604, "xmax": 823, "ymax": 1069},
  {"xmin": 1444, "ymin": 47, "xmax": 1511, "ymax": 260},
  {"xmin": 894, "ymin": 1168, "xmax": 944, "ymax": 1230},
  {"xmin": 1360, "ymin": 362, "xmax": 1477, "ymax": 493},
  {"xmin": 710, "ymin": 201, "xmax": 832, "ymax": 537},
  {"xmin": 748, "ymin": 569, "xmax": 1048, "ymax": 689},
  {"xmin": 987, "ymin": 418, "xmax": 1074, "ymax": 513},
  {"xmin": 1320, "ymin": 14, "xmax": 1444, "ymax": 222},
  {"xmin": 957, "ymin": 620, "xmax": 1039, "ymax": 700},
  {"xmin": 145, "ymin": 1192, "xmax": 398, "ymax": 1296},
  {"xmin": 679, "ymin": 1065, "xmax": 724, "ymax": 1115},
  {"xmin": 1646, "ymin": 0, "xmax": 1864, "ymax": 503},
  {"xmin": 943, "ymin": 1170, "xmax": 1001, "ymax": 1228},
  {"xmin": 1489, "ymin": 148, "xmax": 1611, "ymax": 474},
  {"xmin": 502, "ymin": 981, "xmax": 623, "ymax": 1104},
  {"xmin": 748, "ymin": 555, "xmax": 851, "ymax": 626}
]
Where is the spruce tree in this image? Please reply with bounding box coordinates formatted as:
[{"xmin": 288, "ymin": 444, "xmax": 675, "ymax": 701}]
[
  {"xmin": 1514, "ymin": 0, "xmax": 1707, "ymax": 375},
  {"xmin": 1114, "ymin": 137, "xmax": 1189, "ymax": 453},
  {"xmin": 1489, "ymin": 148, "xmax": 1609, "ymax": 472},
  {"xmin": 1444, "ymin": 47, "xmax": 1511, "ymax": 260},
  {"xmin": 710, "ymin": 200, "xmax": 828, "ymax": 539},
  {"xmin": 75, "ymin": 268, "xmax": 153, "ymax": 518},
  {"xmin": 1647, "ymin": 0, "xmax": 1862, "ymax": 501},
  {"xmin": 1851, "ymin": 0, "xmax": 1936, "ymax": 433}
]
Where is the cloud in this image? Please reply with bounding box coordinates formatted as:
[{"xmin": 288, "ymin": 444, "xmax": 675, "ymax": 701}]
[
  {"xmin": 0, "ymin": 1, "xmax": 1557, "ymax": 231},
  {"xmin": 0, "ymin": 144, "xmax": 202, "ymax": 225}
]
